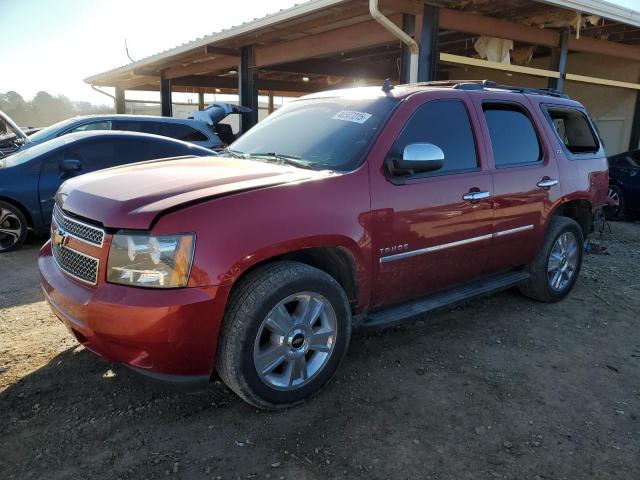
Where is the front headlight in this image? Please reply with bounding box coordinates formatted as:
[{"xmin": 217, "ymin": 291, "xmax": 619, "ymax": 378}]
[{"xmin": 107, "ymin": 232, "xmax": 195, "ymax": 288}]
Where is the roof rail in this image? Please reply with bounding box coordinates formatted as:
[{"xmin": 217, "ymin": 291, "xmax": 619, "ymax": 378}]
[{"xmin": 452, "ymin": 80, "xmax": 570, "ymax": 99}]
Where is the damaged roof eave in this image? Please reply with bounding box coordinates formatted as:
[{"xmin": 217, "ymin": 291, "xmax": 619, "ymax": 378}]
[
  {"xmin": 86, "ymin": 0, "xmax": 640, "ymax": 86},
  {"xmin": 536, "ymin": 0, "xmax": 640, "ymax": 28},
  {"xmin": 84, "ymin": 0, "xmax": 348, "ymax": 85}
]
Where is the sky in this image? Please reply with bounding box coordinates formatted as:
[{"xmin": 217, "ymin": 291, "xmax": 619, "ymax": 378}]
[{"xmin": 1, "ymin": 0, "xmax": 639, "ymax": 106}]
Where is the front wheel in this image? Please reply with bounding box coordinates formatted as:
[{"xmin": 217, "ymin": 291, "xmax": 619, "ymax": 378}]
[
  {"xmin": 519, "ymin": 216, "xmax": 584, "ymax": 302},
  {"xmin": 0, "ymin": 201, "xmax": 28, "ymax": 253},
  {"xmin": 216, "ymin": 261, "xmax": 351, "ymax": 409}
]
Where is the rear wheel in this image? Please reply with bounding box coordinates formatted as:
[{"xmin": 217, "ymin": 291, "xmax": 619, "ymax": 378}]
[
  {"xmin": 604, "ymin": 185, "xmax": 624, "ymax": 221},
  {"xmin": 519, "ymin": 216, "xmax": 583, "ymax": 302},
  {"xmin": 0, "ymin": 201, "xmax": 28, "ymax": 253},
  {"xmin": 216, "ymin": 261, "xmax": 351, "ymax": 409}
]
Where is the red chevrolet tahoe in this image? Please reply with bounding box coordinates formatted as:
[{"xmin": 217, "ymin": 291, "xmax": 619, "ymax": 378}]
[{"xmin": 39, "ymin": 81, "xmax": 608, "ymax": 408}]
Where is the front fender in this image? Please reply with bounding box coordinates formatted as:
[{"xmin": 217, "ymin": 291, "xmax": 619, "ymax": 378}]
[{"xmin": 152, "ymin": 167, "xmax": 373, "ymax": 309}]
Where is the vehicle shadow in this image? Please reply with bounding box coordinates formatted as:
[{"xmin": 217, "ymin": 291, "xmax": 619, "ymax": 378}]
[
  {"xmin": 0, "ymin": 237, "xmax": 45, "ymax": 309},
  {"xmin": 0, "ymin": 290, "xmax": 544, "ymax": 478}
]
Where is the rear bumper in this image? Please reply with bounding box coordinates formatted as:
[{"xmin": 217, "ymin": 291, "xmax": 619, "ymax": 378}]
[{"xmin": 39, "ymin": 241, "xmax": 227, "ymax": 379}]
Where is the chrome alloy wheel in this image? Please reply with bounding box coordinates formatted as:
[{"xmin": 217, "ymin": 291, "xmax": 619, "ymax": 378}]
[
  {"xmin": 253, "ymin": 292, "xmax": 338, "ymax": 390},
  {"xmin": 547, "ymin": 232, "xmax": 579, "ymax": 292},
  {"xmin": 0, "ymin": 207, "xmax": 22, "ymax": 251}
]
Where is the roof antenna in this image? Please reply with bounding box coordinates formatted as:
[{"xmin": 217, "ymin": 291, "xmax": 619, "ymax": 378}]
[
  {"xmin": 382, "ymin": 78, "xmax": 394, "ymax": 93},
  {"xmin": 124, "ymin": 39, "xmax": 135, "ymax": 63}
]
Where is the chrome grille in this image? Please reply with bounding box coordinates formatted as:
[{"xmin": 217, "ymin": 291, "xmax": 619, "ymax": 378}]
[
  {"xmin": 53, "ymin": 205, "xmax": 105, "ymax": 246},
  {"xmin": 51, "ymin": 240, "xmax": 99, "ymax": 285}
]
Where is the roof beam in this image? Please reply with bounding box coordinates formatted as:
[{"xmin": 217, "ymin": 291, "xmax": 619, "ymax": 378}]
[
  {"xmin": 163, "ymin": 56, "xmax": 238, "ymax": 79},
  {"xmin": 255, "ymin": 15, "xmax": 402, "ymax": 67},
  {"xmin": 204, "ymin": 45, "xmax": 240, "ymax": 57},
  {"xmin": 171, "ymin": 74, "xmax": 347, "ymax": 93},
  {"xmin": 265, "ymin": 59, "xmax": 395, "ymax": 79},
  {"xmin": 439, "ymin": 8, "xmax": 560, "ymax": 47},
  {"xmin": 568, "ymin": 34, "xmax": 640, "ymax": 61}
]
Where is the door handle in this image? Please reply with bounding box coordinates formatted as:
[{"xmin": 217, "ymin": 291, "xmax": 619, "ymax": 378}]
[
  {"xmin": 462, "ymin": 191, "xmax": 491, "ymax": 202},
  {"xmin": 537, "ymin": 178, "xmax": 559, "ymax": 188}
]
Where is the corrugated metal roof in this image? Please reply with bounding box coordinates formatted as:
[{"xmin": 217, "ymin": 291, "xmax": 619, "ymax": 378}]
[
  {"xmin": 84, "ymin": 0, "xmax": 347, "ymax": 83},
  {"xmin": 86, "ymin": 0, "xmax": 640, "ymax": 84}
]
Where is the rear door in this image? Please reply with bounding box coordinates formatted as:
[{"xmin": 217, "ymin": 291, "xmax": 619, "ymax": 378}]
[
  {"xmin": 369, "ymin": 91, "xmax": 494, "ymax": 309},
  {"xmin": 470, "ymin": 93, "xmax": 561, "ymax": 273}
]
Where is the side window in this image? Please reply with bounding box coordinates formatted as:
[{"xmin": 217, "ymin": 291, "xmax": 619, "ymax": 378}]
[
  {"xmin": 545, "ymin": 106, "xmax": 599, "ymax": 155},
  {"xmin": 67, "ymin": 121, "xmax": 112, "ymax": 133},
  {"xmin": 483, "ymin": 103, "xmax": 542, "ymax": 167},
  {"xmin": 113, "ymin": 120, "xmax": 164, "ymax": 136},
  {"xmin": 164, "ymin": 123, "xmax": 209, "ymax": 142},
  {"xmin": 112, "ymin": 138, "xmax": 157, "ymax": 164},
  {"xmin": 62, "ymin": 139, "xmax": 118, "ymax": 171},
  {"xmin": 391, "ymin": 100, "xmax": 478, "ymax": 175}
]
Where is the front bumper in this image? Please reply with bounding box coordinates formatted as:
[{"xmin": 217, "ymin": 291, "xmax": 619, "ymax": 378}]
[{"xmin": 39, "ymin": 240, "xmax": 227, "ymax": 379}]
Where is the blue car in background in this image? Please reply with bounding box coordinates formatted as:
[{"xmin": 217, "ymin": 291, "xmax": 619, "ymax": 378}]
[
  {"xmin": 0, "ymin": 130, "xmax": 215, "ymax": 252},
  {"xmin": 0, "ymin": 102, "xmax": 248, "ymax": 156}
]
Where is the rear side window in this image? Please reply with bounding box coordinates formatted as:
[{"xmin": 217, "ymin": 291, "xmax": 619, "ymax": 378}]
[
  {"xmin": 163, "ymin": 124, "xmax": 208, "ymax": 142},
  {"xmin": 483, "ymin": 103, "xmax": 542, "ymax": 167},
  {"xmin": 114, "ymin": 120, "xmax": 165, "ymax": 136},
  {"xmin": 68, "ymin": 121, "xmax": 112, "ymax": 133},
  {"xmin": 545, "ymin": 107, "xmax": 599, "ymax": 154},
  {"xmin": 392, "ymin": 100, "xmax": 478, "ymax": 175}
]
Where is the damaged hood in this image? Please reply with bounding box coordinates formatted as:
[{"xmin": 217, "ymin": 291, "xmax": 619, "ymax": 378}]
[{"xmin": 58, "ymin": 156, "xmax": 320, "ymax": 229}]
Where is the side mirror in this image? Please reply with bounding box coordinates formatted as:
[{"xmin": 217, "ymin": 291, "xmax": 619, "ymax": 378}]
[
  {"xmin": 391, "ymin": 143, "xmax": 444, "ymax": 175},
  {"xmin": 60, "ymin": 158, "xmax": 82, "ymax": 172}
]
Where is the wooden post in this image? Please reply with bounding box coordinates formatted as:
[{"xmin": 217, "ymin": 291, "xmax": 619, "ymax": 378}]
[
  {"xmin": 630, "ymin": 91, "xmax": 640, "ymax": 150},
  {"xmin": 198, "ymin": 92, "xmax": 205, "ymax": 111},
  {"xmin": 418, "ymin": 4, "xmax": 439, "ymax": 82},
  {"xmin": 160, "ymin": 71, "xmax": 172, "ymax": 117},
  {"xmin": 239, "ymin": 45, "xmax": 258, "ymax": 133},
  {"xmin": 400, "ymin": 14, "xmax": 415, "ymax": 84},
  {"xmin": 114, "ymin": 87, "xmax": 126, "ymax": 114},
  {"xmin": 548, "ymin": 30, "xmax": 569, "ymax": 92},
  {"xmin": 268, "ymin": 92, "xmax": 274, "ymax": 114}
]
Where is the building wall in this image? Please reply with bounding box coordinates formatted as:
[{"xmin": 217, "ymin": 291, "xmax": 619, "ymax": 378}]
[{"xmin": 445, "ymin": 52, "xmax": 640, "ymax": 155}]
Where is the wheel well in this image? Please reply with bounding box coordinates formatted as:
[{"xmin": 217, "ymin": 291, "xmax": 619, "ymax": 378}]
[
  {"xmin": 236, "ymin": 247, "xmax": 359, "ymax": 313},
  {"xmin": 0, "ymin": 196, "xmax": 34, "ymax": 230},
  {"xmin": 553, "ymin": 200, "xmax": 592, "ymax": 237}
]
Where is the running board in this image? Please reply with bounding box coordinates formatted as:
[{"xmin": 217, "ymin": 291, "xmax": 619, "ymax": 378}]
[{"xmin": 361, "ymin": 270, "xmax": 530, "ymax": 330}]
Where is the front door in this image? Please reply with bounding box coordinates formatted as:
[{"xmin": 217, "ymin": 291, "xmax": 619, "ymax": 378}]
[
  {"xmin": 369, "ymin": 92, "xmax": 494, "ymax": 309},
  {"xmin": 38, "ymin": 139, "xmax": 118, "ymax": 224}
]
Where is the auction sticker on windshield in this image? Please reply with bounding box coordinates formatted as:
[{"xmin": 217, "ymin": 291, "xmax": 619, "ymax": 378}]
[{"xmin": 332, "ymin": 110, "xmax": 372, "ymax": 124}]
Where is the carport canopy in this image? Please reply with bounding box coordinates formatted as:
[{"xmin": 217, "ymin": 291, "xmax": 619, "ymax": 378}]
[{"xmin": 85, "ymin": 0, "xmax": 640, "ymax": 142}]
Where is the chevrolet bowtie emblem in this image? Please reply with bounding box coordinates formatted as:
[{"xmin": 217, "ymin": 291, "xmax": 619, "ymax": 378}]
[{"xmin": 53, "ymin": 227, "xmax": 68, "ymax": 247}]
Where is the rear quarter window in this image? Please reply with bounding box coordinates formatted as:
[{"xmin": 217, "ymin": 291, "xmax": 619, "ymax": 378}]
[
  {"xmin": 164, "ymin": 124, "xmax": 209, "ymax": 142},
  {"xmin": 543, "ymin": 106, "xmax": 600, "ymax": 156}
]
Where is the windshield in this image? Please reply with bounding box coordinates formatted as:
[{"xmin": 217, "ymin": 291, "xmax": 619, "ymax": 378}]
[
  {"xmin": 28, "ymin": 117, "xmax": 81, "ymax": 143},
  {"xmin": 230, "ymin": 95, "xmax": 398, "ymax": 171}
]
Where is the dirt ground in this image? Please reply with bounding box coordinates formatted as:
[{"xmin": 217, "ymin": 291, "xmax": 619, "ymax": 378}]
[{"xmin": 1, "ymin": 222, "xmax": 639, "ymax": 480}]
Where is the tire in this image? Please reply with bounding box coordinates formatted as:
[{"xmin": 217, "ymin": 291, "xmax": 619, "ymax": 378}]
[
  {"xmin": 0, "ymin": 201, "xmax": 28, "ymax": 253},
  {"xmin": 604, "ymin": 185, "xmax": 625, "ymax": 221},
  {"xmin": 519, "ymin": 216, "xmax": 584, "ymax": 303},
  {"xmin": 216, "ymin": 261, "xmax": 352, "ymax": 409}
]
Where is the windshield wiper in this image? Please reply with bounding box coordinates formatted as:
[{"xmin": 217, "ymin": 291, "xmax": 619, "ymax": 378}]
[
  {"xmin": 220, "ymin": 147, "xmax": 246, "ymax": 159},
  {"xmin": 246, "ymin": 152, "xmax": 314, "ymax": 170}
]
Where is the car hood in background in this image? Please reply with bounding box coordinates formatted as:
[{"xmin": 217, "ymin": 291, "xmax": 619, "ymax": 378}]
[
  {"xmin": 187, "ymin": 102, "xmax": 252, "ymax": 126},
  {"xmin": 58, "ymin": 156, "xmax": 323, "ymax": 230},
  {"xmin": 0, "ymin": 110, "xmax": 29, "ymax": 143}
]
